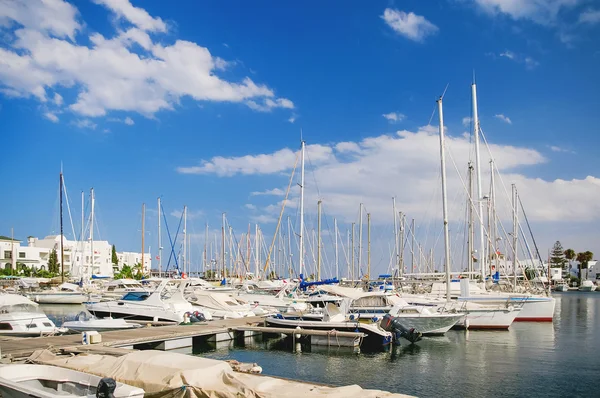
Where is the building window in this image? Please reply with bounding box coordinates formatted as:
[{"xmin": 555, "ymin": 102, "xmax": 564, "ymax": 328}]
[
  {"xmin": 3, "ymin": 251, "xmax": 11, "ymax": 260},
  {"xmin": 19, "ymin": 252, "xmax": 25, "ymax": 258}
]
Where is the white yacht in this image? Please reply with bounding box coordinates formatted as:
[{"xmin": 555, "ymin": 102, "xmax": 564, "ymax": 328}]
[
  {"xmin": 101, "ymin": 279, "xmax": 148, "ymax": 301},
  {"xmin": 234, "ymin": 286, "xmax": 308, "ymax": 313},
  {"xmin": 62, "ymin": 312, "xmax": 143, "ymax": 332},
  {"xmin": 579, "ymin": 280, "xmax": 597, "ymax": 292},
  {"xmin": 386, "ymin": 299, "xmax": 464, "ymax": 335},
  {"xmin": 28, "ymin": 283, "xmax": 90, "ymax": 305},
  {"xmin": 0, "ymin": 293, "xmax": 65, "ymax": 336},
  {"xmin": 0, "ymin": 364, "xmax": 144, "ymax": 398},
  {"xmin": 186, "ymin": 290, "xmax": 266, "ymax": 319},
  {"xmin": 85, "ymin": 280, "xmax": 207, "ymax": 323}
]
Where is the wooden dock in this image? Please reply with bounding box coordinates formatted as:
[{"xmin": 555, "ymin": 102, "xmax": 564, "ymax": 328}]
[{"xmin": 0, "ymin": 316, "xmax": 265, "ymax": 359}]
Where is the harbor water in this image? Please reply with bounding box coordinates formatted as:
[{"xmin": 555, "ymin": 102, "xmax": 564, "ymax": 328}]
[{"xmin": 43, "ymin": 292, "xmax": 599, "ymax": 398}]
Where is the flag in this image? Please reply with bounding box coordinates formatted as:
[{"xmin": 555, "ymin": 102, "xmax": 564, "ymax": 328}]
[{"xmin": 155, "ymin": 256, "xmax": 160, "ymax": 260}]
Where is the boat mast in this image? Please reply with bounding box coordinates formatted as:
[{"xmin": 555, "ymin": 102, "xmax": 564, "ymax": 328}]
[
  {"xmin": 436, "ymin": 96, "xmax": 452, "ymax": 302},
  {"xmin": 411, "ymin": 218, "xmax": 415, "ymax": 273},
  {"xmin": 205, "ymin": 222, "xmax": 209, "ymax": 274},
  {"xmin": 255, "ymin": 224, "xmax": 259, "ymax": 278},
  {"xmin": 299, "ymin": 140, "xmax": 305, "ymax": 277},
  {"xmin": 221, "ymin": 213, "xmax": 226, "ymax": 279},
  {"xmin": 367, "ymin": 212, "xmax": 371, "ymax": 281},
  {"xmin": 142, "ymin": 203, "xmax": 145, "ymax": 276},
  {"xmin": 512, "ymin": 184, "xmax": 518, "ymax": 291},
  {"xmin": 80, "ymin": 191, "xmax": 84, "ymax": 278},
  {"xmin": 467, "ymin": 162, "xmax": 474, "ymax": 275},
  {"xmin": 60, "ymin": 171, "xmax": 64, "ymax": 283},
  {"xmin": 287, "ymin": 216, "xmax": 292, "ymax": 277},
  {"xmin": 334, "ymin": 218, "xmax": 338, "ymax": 278},
  {"xmin": 183, "ymin": 205, "xmax": 187, "ymax": 276},
  {"xmin": 399, "ymin": 212, "xmax": 405, "ymax": 277},
  {"xmin": 351, "ymin": 223, "xmax": 355, "ymax": 281},
  {"xmin": 393, "ymin": 198, "xmax": 399, "ymax": 276},
  {"xmin": 317, "ymin": 200, "xmax": 322, "ymax": 280},
  {"xmin": 358, "ymin": 203, "xmax": 363, "ymax": 278},
  {"xmin": 89, "ymin": 188, "xmax": 95, "ymax": 279},
  {"xmin": 157, "ymin": 197, "xmax": 162, "ymax": 278},
  {"xmin": 472, "ymin": 82, "xmax": 486, "ymax": 286}
]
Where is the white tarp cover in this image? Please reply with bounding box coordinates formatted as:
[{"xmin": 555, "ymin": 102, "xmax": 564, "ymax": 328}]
[{"xmin": 28, "ymin": 350, "xmax": 413, "ymax": 398}]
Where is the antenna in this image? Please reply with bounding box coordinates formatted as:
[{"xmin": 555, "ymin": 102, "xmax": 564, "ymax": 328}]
[{"xmin": 300, "ymin": 128, "xmax": 303, "ymax": 143}]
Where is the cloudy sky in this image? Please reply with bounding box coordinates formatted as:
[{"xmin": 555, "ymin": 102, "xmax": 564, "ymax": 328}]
[{"xmin": 1, "ymin": 0, "xmax": 599, "ymax": 277}]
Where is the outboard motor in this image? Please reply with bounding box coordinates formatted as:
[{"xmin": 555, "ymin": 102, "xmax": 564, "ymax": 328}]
[
  {"xmin": 96, "ymin": 378, "xmax": 116, "ymax": 398},
  {"xmin": 380, "ymin": 314, "xmax": 422, "ymax": 345}
]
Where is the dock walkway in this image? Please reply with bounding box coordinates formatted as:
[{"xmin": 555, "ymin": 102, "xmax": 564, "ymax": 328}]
[{"xmin": 0, "ymin": 316, "xmax": 265, "ymax": 359}]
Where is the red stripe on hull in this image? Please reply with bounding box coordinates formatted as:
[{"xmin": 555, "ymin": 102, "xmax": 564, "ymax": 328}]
[{"xmin": 514, "ymin": 317, "xmax": 553, "ymax": 322}]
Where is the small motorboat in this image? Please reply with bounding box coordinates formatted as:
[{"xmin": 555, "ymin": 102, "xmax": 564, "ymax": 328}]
[
  {"xmin": 0, "ymin": 364, "xmax": 145, "ymax": 398},
  {"xmin": 62, "ymin": 312, "xmax": 143, "ymax": 332},
  {"xmin": 0, "ymin": 293, "xmax": 66, "ymax": 336}
]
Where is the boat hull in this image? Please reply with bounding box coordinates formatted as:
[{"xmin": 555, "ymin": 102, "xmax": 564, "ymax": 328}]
[
  {"xmin": 30, "ymin": 293, "xmax": 88, "ymax": 305},
  {"xmin": 458, "ymin": 296, "xmax": 555, "ymax": 322},
  {"xmin": 265, "ymin": 316, "xmax": 392, "ymax": 348},
  {"xmin": 390, "ymin": 314, "xmax": 464, "ymax": 335}
]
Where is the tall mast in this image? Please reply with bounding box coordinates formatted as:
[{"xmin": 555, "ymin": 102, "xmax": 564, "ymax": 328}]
[
  {"xmin": 351, "ymin": 223, "xmax": 355, "ymax": 281},
  {"xmin": 358, "ymin": 203, "xmax": 363, "ymax": 277},
  {"xmin": 60, "ymin": 171, "xmax": 64, "ymax": 283},
  {"xmin": 437, "ymin": 96, "xmax": 452, "ymax": 302},
  {"xmin": 141, "ymin": 203, "xmax": 145, "ymax": 275},
  {"xmin": 287, "ymin": 216, "xmax": 292, "ymax": 277},
  {"xmin": 472, "ymin": 82, "xmax": 486, "ymax": 285},
  {"xmin": 221, "ymin": 213, "xmax": 226, "ymax": 279},
  {"xmin": 205, "ymin": 222, "xmax": 209, "ymax": 273},
  {"xmin": 90, "ymin": 188, "xmax": 94, "ymax": 278},
  {"xmin": 490, "ymin": 160, "xmax": 497, "ymax": 277},
  {"xmin": 411, "ymin": 218, "xmax": 415, "ymax": 273},
  {"xmin": 183, "ymin": 205, "xmax": 187, "ymax": 276},
  {"xmin": 399, "ymin": 212, "xmax": 405, "ymax": 276},
  {"xmin": 467, "ymin": 162, "xmax": 474, "ymax": 275},
  {"xmin": 393, "ymin": 198, "xmax": 399, "ymax": 275},
  {"xmin": 255, "ymin": 224, "xmax": 259, "ymax": 278},
  {"xmin": 512, "ymin": 184, "xmax": 518, "ymax": 291},
  {"xmin": 157, "ymin": 197, "xmax": 162, "ymax": 278},
  {"xmin": 334, "ymin": 218, "xmax": 338, "ymax": 278},
  {"xmin": 80, "ymin": 191, "xmax": 84, "ymax": 277},
  {"xmin": 367, "ymin": 212, "xmax": 371, "ymax": 281},
  {"xmin": 298, "ymin": 140, "xmax": 305, "ymax": 277},
  {"xmin": 317, "ymin": 200, "xmax": 322, "ymax": 280}
]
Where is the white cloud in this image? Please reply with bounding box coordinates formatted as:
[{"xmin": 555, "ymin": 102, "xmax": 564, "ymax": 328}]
[
  {"xmin": 549, "ymin": 145, "xmax": 575, "ymax": 154},
  {"xmin": 244, "ymin": 203, "xmax": 257, "ymax": 210},
  {"xmin": 462, "ymin": 117, "xmax": 473, "ymax": 127},
  {"xmin": 53, "ymin": 92, "xmax": 63, "ymax": 106},
  {"xmin": 382, "ymin": 112, "xmax": 406, "ymax": 123},
  {"xmin": 92, "ymin": 0, "xmax": 167, "ymax": 32},
  {"xmin": 177, "ymin": 144, "xmax": 334, "ymax": 176},
  {"xmin": 246, "ymin": 97, "xmax": 294, "ymax": 112},
  {"xmin": 335, "ymin": 142, "xmax": 361, "ymax": 153},
  {"xmin": 495, "ymin": 50, "xmax": 539, "ymax": 70},
  {"xmin": 177, "ymin": 126, "xmax": 600, "ymax": 225},
  {"xmin": 249, "ymin": 214, "xmax": 277, "ymax": 224},
  {"xmin": 288, "ymin": 114, "xmax": 297, "ymax": 123},
  {"xmin": 382, "ymin": 8, "xmax": 438, "ymax": 42},
  {"xmin": 251, "ymin": 188, "xmax": 286, "ymax": 197},
  {"xmin": 494, "ymin": 114, "xmax": 512, "ymax": 124},
  {"xmin": 44, "ymin": 111, "xmax": 59, "ymax": 122},
  {"xmin": 0, "ymin": 0, "xmax": 293, "ymax": 121},
  {"xmin": 124, "ymin": 116, "xmax": 134, "ymax": 125},
  {"xmin": 470, "ymin": 0, "xmax": 579, "ymax": 25},
  {"xmin": 170, "ymin": 209, "xmax": 204, "ymax": 220},
  {"xmin": 579, "ymin": 9, "xmax": 600, "ymax": 24},
  {"xmin": 0, "ymin": 0, "xmax": 81, "ymax": 39},
  {"xmin": 73, "ymin": 119, "xmax": 97, "ymax": 129}
]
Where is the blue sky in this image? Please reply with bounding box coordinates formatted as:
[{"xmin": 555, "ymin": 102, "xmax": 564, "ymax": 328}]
[{"xmin": 1, "ymin": 0, "xmax": 599, "ymax": 276}]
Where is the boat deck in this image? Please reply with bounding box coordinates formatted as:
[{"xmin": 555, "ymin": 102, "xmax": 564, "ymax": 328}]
[{"xmin": 0, "ymin": 316, "xmax": 265, "ymax": 359}]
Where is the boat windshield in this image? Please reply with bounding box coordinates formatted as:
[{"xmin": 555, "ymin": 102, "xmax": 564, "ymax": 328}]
[
  {"xmin": 121, "ymin": 292, "xmax": 150, "ymax": 301},
  {"xmin": 0, "ymin": 303, "xmax": 40, "ymax": 313}
]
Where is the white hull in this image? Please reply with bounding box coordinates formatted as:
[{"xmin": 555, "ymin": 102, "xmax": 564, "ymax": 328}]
[
  {"xmin": 0, "ymin": 312, "xmax": 63, "ymax": 337},
  {"xmin": 30, "ymin": 293, "xmax": 88, "ymax": 305},
  {"xmin": 390, "ymin": 313, "xmax": 464, "ymax": 335},
  {"xmin": 554, "ymin": 285, "xmax": 569, "ymax": 292},
  {"xmin": 62, "ymin": 318, "xmax": 142, "ymax": 332},
  {"xmin": 457, "ymin": 307, "xmax": 520, "ymax": 329},
  {"xmin": 457, "ymin": 295, "xmax": 555, "ymax": 322}
]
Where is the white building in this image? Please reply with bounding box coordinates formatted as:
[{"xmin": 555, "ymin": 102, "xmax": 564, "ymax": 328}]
[
  {"xmin": 0, "ymin": 236, "xmax": 19, "ymax": 271},
  {"xmin": 116, "ymin": 252, "xmax": 151, "ymax": 274}
]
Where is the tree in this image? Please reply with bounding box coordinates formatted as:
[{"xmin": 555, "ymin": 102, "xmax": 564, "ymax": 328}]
[
  {"xmin": 111, "ymin": 245, "xmax": 118, "ymax": 266},
  {"xmin": 576, "ymin": 251, "xmax": 594, "ymax": 283},
  {"xmin": 549, "ymin": 241, "xmax": 567, "ymax": 269},
  {"xmin": 524, "ymin": 267, "xmax": 536, "ymax": 281},
  {"xmin": 48, "ymin": 248, "xmax": 60, "ymax": 274}
]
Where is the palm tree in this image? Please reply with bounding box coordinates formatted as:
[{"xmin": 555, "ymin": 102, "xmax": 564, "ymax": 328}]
[
  {"xmin": 564, "ymin": 249, "xmax": 575, "ymax": 275},
  {"xmin": 576, "ymin": 251, "xmax": 594, "ymax": 284}
]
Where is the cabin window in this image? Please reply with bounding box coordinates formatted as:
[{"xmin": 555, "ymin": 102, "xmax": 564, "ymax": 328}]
[
  {"xmin": 0, "ymin": 323, "xmax": 13, "ymax": 330},
  {"xmin": 107, "ymin": 286, "xmax": 115, "ymax": 292},
  {"xmin": 26, "ymin": 324, "xmax": 38, "ymax": 329},
  {"xmin": 43, "ymin": 322, "xmax": 52, "ymax": 327},
  {"xmin": 121, "ymin": 292, "xmax": 150, "ymax": 301},
  {"xmin": 225, "ymin": 301, "xmax": 238, "ymax": 306}
]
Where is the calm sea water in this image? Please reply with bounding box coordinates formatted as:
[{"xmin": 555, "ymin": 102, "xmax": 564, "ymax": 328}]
[{"xmin": 42, "ymin": 292, "xmax": 599, "ymax": 398}]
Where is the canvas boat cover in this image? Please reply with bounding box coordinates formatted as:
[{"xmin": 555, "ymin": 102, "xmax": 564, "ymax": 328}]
[{"xmin": 28, "ymin": 350, "xmax": 413, "ymax": 398}]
